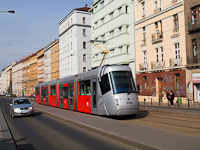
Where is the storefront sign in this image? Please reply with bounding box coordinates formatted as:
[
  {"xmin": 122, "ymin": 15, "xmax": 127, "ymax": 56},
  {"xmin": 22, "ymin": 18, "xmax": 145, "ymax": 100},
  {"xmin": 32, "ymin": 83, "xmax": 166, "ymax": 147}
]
[{"xmin": 192, "ymin": 73, "xmax": 200, "ymax": 83}]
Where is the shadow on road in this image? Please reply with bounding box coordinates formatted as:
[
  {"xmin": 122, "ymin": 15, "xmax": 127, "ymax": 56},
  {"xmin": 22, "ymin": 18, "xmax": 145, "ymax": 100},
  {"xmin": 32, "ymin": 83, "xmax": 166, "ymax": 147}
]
[{"xmin": 107, "ymin": 110, "xmax": 149, "ymax": 120}]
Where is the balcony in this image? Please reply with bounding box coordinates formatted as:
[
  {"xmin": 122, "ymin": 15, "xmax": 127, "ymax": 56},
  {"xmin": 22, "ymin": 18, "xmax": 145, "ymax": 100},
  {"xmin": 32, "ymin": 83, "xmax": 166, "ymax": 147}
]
[
  {"xmin": 151, "ymin": 61, "xmax": 165, "ymax": 69},
  {"xmin": 139, "ymin": 63, "xmax": 149, "ymax": 71},
  {"xmin": 151, "ymin": 31, "xmax": 163, "ymax": 44},
  {"xmin": 169, "ymin": 58, "xmax": 182, "ymax": 67},
  {"xmin": 188, "ymin": 18, "xmax": 200, "ymax": 32},
  {"xmin": 187, "ymin": 55, "xmax": 200, "ymax": 65}
]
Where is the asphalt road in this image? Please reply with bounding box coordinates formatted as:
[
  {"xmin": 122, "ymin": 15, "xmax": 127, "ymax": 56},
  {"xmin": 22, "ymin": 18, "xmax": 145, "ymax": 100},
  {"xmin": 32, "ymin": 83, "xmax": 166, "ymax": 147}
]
[{"xmin": 0, "ymin": 97, "xmax": 136, "ymax": 150}]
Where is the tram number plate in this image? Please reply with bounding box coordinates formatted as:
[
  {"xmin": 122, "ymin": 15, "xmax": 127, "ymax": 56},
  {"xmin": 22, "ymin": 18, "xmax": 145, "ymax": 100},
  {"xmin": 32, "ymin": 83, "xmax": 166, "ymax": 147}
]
[{"xmin": 127, "ymin": 102, "xmax": 133, "ymax": 105}]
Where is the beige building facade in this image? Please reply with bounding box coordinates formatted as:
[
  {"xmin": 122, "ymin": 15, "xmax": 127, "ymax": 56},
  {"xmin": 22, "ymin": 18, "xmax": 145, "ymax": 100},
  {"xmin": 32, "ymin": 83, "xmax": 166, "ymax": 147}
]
[
  {"xmin": 51, "ymin": 39, "xmax": 59, "ymax": 80},
  {"xmin": 37, "ymin": 49, "xmax": 44, "ymax": 83},
  {"xmin": 135, "ymin": 0, "xmax": 187, "ymax": 103}
]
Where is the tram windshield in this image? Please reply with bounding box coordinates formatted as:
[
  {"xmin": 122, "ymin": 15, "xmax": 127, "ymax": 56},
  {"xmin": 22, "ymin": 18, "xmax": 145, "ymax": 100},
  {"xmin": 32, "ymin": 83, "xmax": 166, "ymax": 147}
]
[{"xmin": 110, "ymin": 71, "xmax": 136, "ymax": 94}]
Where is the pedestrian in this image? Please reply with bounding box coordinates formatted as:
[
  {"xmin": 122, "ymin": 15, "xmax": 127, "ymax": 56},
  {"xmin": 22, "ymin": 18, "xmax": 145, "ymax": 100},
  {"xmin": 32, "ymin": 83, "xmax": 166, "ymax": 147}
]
[
  {"xmin": 170, "ymin": 90, "xmax": 174, "ymax": 106},
  {"xmin": 167, "ymin": 90, "xmax": 171, "ymax": 104}
]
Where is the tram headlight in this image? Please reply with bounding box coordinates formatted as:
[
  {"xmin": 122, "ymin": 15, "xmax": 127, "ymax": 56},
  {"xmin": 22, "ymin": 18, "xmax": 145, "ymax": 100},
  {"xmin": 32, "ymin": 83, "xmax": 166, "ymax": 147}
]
[{"xmin": 115, "ymin": 99, "xmax": 119, "ymax": 105}]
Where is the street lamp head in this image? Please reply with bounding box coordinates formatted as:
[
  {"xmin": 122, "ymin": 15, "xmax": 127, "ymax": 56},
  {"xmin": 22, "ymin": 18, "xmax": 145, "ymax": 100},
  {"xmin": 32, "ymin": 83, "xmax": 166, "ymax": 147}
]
[{"xmin": 8, "ymin": 10, "xmax": 15, "ymax": 13}]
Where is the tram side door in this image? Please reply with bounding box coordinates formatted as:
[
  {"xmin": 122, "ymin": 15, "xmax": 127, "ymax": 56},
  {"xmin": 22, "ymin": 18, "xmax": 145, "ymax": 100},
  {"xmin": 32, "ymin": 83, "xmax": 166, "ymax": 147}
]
[
  {"xmin": 68, "ymin": 84, "xmax": 73, "ymax": 110},
  {"xmin": 91, "ymin": 78, "xmax": 97, "ymax": 114}
]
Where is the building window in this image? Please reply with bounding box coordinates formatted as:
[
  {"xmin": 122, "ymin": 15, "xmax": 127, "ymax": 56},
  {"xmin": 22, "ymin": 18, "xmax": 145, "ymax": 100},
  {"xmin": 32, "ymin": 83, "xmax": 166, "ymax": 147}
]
[
  {"xmin": 144, "ymin": 51, "xmax": 147, "ymax": 69},
  {"xmin": 126, "ymin": 6, "xmax": 128, "ymax": 13},
  {"xmin": 142, "ymin": 2, "xmax": 145, "ymax": 16},
  {"xmin": 95, "ymin": 21, "xmax": 98, "ymax": 28},
  {"xmin": 143, "ymin": 27, "xmax": 146, "ymax": 41},
  {"xmin": 154, "ymin": 0, "xmax": 158, "ymax": 10},
  {"xmin": 118, "ymin": 26, "xmax": 122, "ymax": 34},
  {"xmin": 83, "ymin": 54, "xmax": 87, "ymax": 62},
  {"xmin": 83, "ymin": 17, "xmax": 86, "ymax": 24},
  {"xmin": 175, "ymin": 73, "xmax": 180, "ymax": 90},
  {"xmin": 101, "ymin": 1, "xmax": 104, "ymax": 8},
  {"xmin": 101, "ymin": 34, "xmax": 105, "ymax": 41},
  {"xmin": 142, "ymin": 76, "xmax": 147, "ymax": 90},
  {"xmin": 110, "ymin": 30, "xmax": 114, "ymax": 38},
  {"xmin": 119, "ymin": 46, "xmax": 123, "ymax": 54},
  {"xmin": 192, "ymin": 39, "xmax": 197, "ymax": 57},
  {"xmin": 109, "ymin": 12, "xmax": 114, "ymax": 19},
  {"xmin": 83, "ymin": 42, "xmax": 86, "ymax": 49},
  {"xmin": 118, "ymin": 7, "xmax": 122, "ymax": 15},
  {"xmin": 101, "ymin": 17, "xmax": 104, "ymax": 24},
  {"xmin": 110, "ymin": 49, "xmax": 114, "ymax": 56},
  {"xmin": 173, "ymin": 14, "xmax": 179, "ymax": 31},
  {"xmin": 161, "ymin": 47, "xmax": 164, "ymax": 62},
  {"xmin": 83, "ymin": 67, "xmax": 87, "ymax": 72},
  {"xmin": 156, "ymin": 48, "xmax": 159, "ymax": 62},
  {"xmin": 175, "ymin": 43, "xmax": 180, "ymax": 59},
  {"xmin": 83, "ymin": 29, "xmax": 86, "ymax": 36},
  {"xmin": 191, "ymin": 7, "xmax": 197, "ymax": 24},
  {"xmin": 127, "ymin": 46, "xmax": 130, "ymax": 53}
]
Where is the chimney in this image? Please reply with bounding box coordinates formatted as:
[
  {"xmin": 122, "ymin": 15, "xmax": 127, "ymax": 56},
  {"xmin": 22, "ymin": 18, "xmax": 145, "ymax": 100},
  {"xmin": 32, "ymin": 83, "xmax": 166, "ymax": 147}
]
[{"xmin": 85, "ymin": 4, "xmax": 88, "ymax": 8}]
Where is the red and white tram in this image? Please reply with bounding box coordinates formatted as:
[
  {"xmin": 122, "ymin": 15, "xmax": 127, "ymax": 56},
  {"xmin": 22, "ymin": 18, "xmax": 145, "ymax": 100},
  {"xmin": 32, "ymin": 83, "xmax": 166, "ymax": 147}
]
[{"xmin": 35, "ymin": 65, "xmax": 139, "ymax": 116}]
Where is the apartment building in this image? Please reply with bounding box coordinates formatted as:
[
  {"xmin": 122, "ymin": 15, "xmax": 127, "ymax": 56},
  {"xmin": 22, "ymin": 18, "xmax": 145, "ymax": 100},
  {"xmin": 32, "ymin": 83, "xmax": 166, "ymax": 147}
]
[
  {"xmin": 44, "ymin": 43, "xmax": 51, "ymax": 82},
  {"xmin": 0, "ymin": 75, "xmax": 1, "ymax": 95},
  {"xmin": 29, "ymin": 52, "xmax": 38, "ymax": 95},
  {"xmin": 12, "ymin": 60, "xmax": 23, "ymax": 96},
  {"xmin": 22, "ymin": 57, "xmax": 30, "ymax": 96},
  {"xmin": 1, "ymin": 69, "xmax": 5, "ymax": 95},
  {"xmin": 135, "ymin": 0, "xmax": 187, "ymax": 102},
  {"xmin": 37, "ymin": 49, "xmax": 44, "ymax": 83},
  {"xmin": 51, "ymin": 39, "xmax": 59, "ymax": 80},
  {"xmin": 90, "ymin": 0, "xmax": 135, "ymax": 77},
  {"xmin": 185, "ymin": 0, "xmax": 200, "ymax": 103},
  {"xmin": 59, "ymin": 4, "xmax": 91, "ymax": 78}
]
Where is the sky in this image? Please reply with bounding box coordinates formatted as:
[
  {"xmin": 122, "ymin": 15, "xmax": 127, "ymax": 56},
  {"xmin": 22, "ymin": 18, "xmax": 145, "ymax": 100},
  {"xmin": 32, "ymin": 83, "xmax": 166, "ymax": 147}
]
[{"xmin": 0, "ymin": 0, "xmax": 92, "ymax": 73}]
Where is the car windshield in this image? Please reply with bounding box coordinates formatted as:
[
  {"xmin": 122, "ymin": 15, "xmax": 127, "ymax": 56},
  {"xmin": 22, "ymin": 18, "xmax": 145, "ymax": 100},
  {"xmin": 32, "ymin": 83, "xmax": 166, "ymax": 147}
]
[
  {"xmin": 110, "ymin": 71, "xmax": 136, "ymax": 94},
  {"xmin": 14, "ymin": 99, "xmax": 30, "ymax": 105}
]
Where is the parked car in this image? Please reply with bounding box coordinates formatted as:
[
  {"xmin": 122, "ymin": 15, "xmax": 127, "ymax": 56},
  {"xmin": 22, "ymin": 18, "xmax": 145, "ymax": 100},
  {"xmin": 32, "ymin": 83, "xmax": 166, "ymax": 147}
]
[{"xmin": 10, "ymin": 98, "xmax": 34, "ymax": 117}]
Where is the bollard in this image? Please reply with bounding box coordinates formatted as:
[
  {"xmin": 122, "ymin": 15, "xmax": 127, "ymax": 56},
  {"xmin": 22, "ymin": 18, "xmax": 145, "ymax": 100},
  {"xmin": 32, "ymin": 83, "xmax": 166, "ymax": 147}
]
[
  {"xmin": 188, "ymin": 98, "xmax": 190, "ymax": 108},
  {"xmin": 168, "ymin": 99, "xmax": 169, "ymax": 106},
  {"xmin": 151, "ymin": 98, "xmax": 152, "ymax": 105},
  {"xmin": 144, "ymin": 98, "xmax": 146, "ymax": 105},
  {"xmin": 159, "ymin": 98, "xmax": 160, "ymax": 106}
]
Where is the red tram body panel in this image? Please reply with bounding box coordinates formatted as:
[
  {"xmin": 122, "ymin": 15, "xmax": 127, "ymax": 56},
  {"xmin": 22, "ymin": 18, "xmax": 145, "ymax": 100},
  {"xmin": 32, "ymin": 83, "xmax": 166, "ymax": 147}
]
[{"xmin": 35, "ymin": 65, "xmax": 139, "ymax": 116}]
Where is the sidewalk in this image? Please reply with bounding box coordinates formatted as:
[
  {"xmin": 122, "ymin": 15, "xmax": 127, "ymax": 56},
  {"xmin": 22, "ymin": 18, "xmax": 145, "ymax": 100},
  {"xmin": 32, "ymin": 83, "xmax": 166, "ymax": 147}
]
[{"xmin": 0, "ymin": 108, "xmax": 17, "ymax": 150}]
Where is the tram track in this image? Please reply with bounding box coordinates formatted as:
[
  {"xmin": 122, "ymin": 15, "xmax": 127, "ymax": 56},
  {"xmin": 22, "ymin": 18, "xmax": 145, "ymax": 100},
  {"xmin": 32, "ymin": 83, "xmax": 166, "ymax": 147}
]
[{"xmin": 121, "ymin": 111, "xmax": 200, "ymax": 137}]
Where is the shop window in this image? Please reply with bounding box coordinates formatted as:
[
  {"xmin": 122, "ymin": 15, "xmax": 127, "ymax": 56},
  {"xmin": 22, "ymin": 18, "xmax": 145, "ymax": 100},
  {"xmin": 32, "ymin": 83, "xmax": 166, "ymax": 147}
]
[
  {"xmin": 175, "ymin": 73, "xmax": 180, "ymax": 89},
  {"xmin": 79, "ymin": 80, "xmax": 91, "ymax": 95},
  {"xmin": 143, "ymin": 76, "xmax": 147, "ymax": 90}
]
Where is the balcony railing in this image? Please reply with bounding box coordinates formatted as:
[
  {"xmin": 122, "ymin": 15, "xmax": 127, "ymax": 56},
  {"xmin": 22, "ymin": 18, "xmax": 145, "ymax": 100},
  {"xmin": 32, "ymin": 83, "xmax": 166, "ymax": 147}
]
[
  {"xmin": 188, "ymin": 18, "xmax": 200, "ymax": 32},
  {"xmin": 169, "ymin": 58, "xmax": 182, "ymax": 67},
  {"xmin": 187, "ymin": 54, "xmax": 200, "ymax": 65},
  {"xmin": 151, "ymin": 61, "xmax": 165, "ymax": 69},
  {"xmin": 151, "ymin": 31, "xmax": 163, "ymax": 44},
  {"xmin": 139, "ymin": 63, "xmax": 149, "ymax": 71}
]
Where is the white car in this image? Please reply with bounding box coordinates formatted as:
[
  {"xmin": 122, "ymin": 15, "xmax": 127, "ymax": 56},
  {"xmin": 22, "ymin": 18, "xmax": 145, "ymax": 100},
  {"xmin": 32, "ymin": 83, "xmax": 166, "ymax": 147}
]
[{"xmin": 10, "ymin": 98, "xmax": 34, "ymax": 117}]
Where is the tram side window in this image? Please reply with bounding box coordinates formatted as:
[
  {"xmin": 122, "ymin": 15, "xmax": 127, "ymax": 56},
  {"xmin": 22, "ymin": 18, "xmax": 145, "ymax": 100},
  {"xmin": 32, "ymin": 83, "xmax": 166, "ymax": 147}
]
[
  {"xmin": 63, "ymin": 87, "xmax": 68, "ymax": 98},
  {"xmin": 51, "ymin": 85, "xmax": 56, "ymax": 95},
  {"xmin": 79, "ymin": 80, "xmax": 91, "ymax": 95},
  {"xmin": 42, "ymin": 87, "xmax": 47, "ymax": 97},
  {"xmin": 59, "ymin": 85, "xmax": 63, "ymax": 97},
  {"xmin": 36, "ymin": 88, "xmax": 39, "ymax": 95},
  {"xmin": 100, "ymin": 74, "xmax": 111, "ymax": 95}
]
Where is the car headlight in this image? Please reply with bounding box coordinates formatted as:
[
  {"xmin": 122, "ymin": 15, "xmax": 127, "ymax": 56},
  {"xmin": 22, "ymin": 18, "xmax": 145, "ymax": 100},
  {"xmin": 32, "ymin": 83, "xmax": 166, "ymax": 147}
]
[
  {"xmin": 28, "ymin": 107, "xmax": 33, "ymax": 110},
  {"xmin": 14, "ymin": 108, "xmax": 20, "ymax": 111}
]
